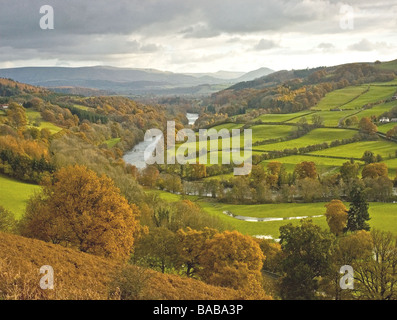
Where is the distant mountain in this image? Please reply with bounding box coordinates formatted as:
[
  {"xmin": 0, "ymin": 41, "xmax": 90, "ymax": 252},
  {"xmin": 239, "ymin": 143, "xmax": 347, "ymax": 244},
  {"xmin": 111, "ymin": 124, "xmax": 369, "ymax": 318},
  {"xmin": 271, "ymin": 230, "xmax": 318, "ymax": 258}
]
[
  {"xmin": 0, "ymin": 65, "xmax": 275, "ymax": 96},
  {"xmin": 185, "ymin": 70, "xmax": 246, "ymax": 80},
  {"xmin": 233, "ymin": 67, "xmax": 275, "ymax": 82}
]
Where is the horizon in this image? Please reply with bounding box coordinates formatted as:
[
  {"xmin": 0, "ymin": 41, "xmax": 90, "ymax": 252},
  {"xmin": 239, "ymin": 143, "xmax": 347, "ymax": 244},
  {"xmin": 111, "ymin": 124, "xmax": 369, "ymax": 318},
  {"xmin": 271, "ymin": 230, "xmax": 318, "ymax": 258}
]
[{"xmin": 0, "ymin": 1, "xmax": 396, "ymax": 73}]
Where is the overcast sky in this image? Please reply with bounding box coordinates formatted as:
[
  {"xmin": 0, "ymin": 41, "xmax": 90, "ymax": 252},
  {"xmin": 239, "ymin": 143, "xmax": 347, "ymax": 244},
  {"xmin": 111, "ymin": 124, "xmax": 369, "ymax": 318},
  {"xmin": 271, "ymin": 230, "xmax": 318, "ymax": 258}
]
[{"xmin": 0, "ymin": 0, "xmax": 396, "ymax": 73}]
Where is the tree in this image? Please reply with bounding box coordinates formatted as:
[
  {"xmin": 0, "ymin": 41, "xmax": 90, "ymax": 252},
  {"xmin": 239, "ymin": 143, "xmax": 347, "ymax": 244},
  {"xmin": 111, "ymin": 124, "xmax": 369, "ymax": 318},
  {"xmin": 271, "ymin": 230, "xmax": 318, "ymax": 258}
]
[
  {"xmin": 0, "ymin": 206, "xmax": 16, "ymax": 233},
  {"xmin": 294, "ymin": 161, "xmax": 317, "ymax": 180},
  {"xmin": 6, "ymin": 103, "xmax": 27, "ymax": 129},
  {"xmin": 361, "ymin": 151, "xmax": 376, "ymax": 164},
  {"xmin": 177, "ymin": 227, "xmax": 218, "ymax": 277},
  {"xmin": 312, "ymin": 114, "xmax": 324, "ymax": 127},
  {"xmin": 354, "ymin": 230, "xmax": 397, "ymax": 300},
  {"xmin": 359, "ymin": 117, "xmax": 377, "ymax": 135},
  {"xmin": 20, "ymin": 165, "xmax": 139, "ymax": 259},
  {"xmin": 325, "ymin": 200, "xmax": 348, "ymax": 236},
  {"xmin": 134, "ymin": 227, "xmax": 179, "ymax": 273},
  {"xmin": 198, "ymin": 231, "xmax": 265, "ymax": 293},
  {"xmin": 386, "ymin": 126, "xmax": 397, "ymax": 139},
  {"xmin": 139, "ymin": 165, "xmax": 159, "ymax": 187},
  {"xmin": 340, "ymin": 160, "xmax": 359, "ymax": 183},
  {"xmin": 345, "ymin": 185, "xmax": 371, "ymax": 233},
  {"xmin": 324, "ymin": 230, "xmax": 373, "ymax": 300},
  {"xmin": 279, "ymin": 219, "xmax": 336, "ymax": 300},
  {"xmin": 362, "ymin": 163, "xmax": 388, "ymax": 179}
]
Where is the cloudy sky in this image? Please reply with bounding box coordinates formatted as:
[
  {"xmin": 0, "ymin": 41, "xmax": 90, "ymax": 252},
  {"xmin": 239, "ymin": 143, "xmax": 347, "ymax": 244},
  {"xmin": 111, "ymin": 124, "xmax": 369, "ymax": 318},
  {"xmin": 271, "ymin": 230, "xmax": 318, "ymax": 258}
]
[{"xmin": 0, "ymin": 0, "xmax": 396, "ymax": 73}]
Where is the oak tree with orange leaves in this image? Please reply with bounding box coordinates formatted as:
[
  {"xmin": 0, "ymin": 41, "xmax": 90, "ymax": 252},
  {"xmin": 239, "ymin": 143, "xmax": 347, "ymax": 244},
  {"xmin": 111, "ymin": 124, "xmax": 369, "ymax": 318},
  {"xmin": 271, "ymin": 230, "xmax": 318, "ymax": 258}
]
[
  {"xmin": 198, "ymin": 230, "xmax": 266, "ymax": 296},
  {"xmin": 325, "ymin": 200, "xmax": 348, "ymax": 236},
  {"xmin": 20, "ymin": 165, "xmax": 139, "ymax": 260}
]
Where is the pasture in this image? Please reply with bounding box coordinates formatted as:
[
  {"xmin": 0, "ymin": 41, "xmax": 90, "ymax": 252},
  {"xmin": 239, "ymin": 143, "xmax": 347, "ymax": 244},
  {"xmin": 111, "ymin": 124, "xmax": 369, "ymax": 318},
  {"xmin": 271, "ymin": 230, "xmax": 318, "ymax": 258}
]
[
  {"xmin": 309, "ymin": 140, "xmax": 397, "ymax": 159},
  {"xmin": 0, "ymin": 174, "xmax": 40, "ymax": 218}
]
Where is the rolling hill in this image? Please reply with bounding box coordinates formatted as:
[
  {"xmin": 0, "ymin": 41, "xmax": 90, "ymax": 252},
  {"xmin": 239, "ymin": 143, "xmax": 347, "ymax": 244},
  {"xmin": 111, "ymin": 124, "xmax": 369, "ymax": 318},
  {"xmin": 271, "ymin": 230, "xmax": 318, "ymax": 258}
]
[
  {"xmin": 0, "ymin": 66, "xmax": 275, "ymax": 96},
  {"xmin": 0, "ymin": 231, "xmax": 245, "ymax": 300}
]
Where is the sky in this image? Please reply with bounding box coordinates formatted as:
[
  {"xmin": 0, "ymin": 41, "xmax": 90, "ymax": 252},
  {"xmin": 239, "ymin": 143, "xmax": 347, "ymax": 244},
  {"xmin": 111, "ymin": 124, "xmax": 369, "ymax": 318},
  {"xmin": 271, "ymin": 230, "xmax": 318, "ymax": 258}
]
[{"xmin": 0, "ymin": 0, "xmax": 396, "ymax": 73}]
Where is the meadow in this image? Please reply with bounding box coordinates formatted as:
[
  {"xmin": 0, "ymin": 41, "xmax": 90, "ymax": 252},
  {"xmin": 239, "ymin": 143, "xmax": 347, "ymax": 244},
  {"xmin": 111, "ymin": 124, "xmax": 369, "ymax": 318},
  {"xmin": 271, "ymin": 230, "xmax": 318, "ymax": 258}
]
[
  {"xmin": 309, "ymin": 140, "xmax": 397, "ymax": 159},
  {"xmin": 0, "ymin": 174, "xmax": 40, "ymax": 218},
  {"xmin": 149, "ymin": 190, "xmax": 397, "ymax": 239},
  {"xmin": 25, "ymin": 109, "xmax": 63, "ymax": 134},
  {"xmin": 313, "ymin": 85, "xmax": 369, "ymax": 111},
  {"xmin": 253, "ymin": 128, "xmax": 358, "ymax": 152}
]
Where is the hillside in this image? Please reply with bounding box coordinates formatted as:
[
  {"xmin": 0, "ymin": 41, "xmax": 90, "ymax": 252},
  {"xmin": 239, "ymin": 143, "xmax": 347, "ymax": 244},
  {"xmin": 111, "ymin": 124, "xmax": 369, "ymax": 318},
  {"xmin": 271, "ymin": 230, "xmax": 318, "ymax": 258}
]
[{"xmin": 0, "ymin": 232, "xmax": 243, "ymax": 300}]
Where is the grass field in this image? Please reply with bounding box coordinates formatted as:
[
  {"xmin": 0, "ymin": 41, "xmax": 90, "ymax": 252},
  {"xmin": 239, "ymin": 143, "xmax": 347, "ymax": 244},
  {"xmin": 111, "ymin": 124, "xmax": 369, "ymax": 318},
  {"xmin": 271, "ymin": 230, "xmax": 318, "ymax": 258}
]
[
  {"xmin": 341, "ymin": 86, "xmax": 396, "ymax": 110},
  {"xmin": 253, "ymin": 128, "xmax": 358, "ymax": 152},
  {"xmin": 104, "ymin": 138, "xmax": 121, "ymax": 148},
  {"xmin": 0, "ymin": 174, "xmax": 40, "ymax": 218},
  {"xmin": 309, "ymin": 140, "xmax": 397, "ymax": 159},
  {"xmin": 255, "ymin": 111, "xmax": 313, "ymax": 123},
  {"xmin": 209, "ymin": 123, "xmax": 244, "ymax": 131},
  {"xmin": 378, "ymin": 122, "xmax": 397, "ymax": 134},
  {"xmin": 313, "ymin": 85, "xmax": 369, "ymax": 111},
  {"xmin": 25, "ymin": 109, "xmax": 63, "ymax": 134},
  {"xmin": 262, "ymin": 154, "xmax": 364, "ymax": 175},
  {"xmin": 346, "ymin": 101, "xmax": 397, "ymax": 123},
  {"xmin": 149, "ymin": 190, "xmax": 397, "ymax": 239},
  {"xmin": 287, "ymin": 110, "xmax": 357, "ymax": 127}
]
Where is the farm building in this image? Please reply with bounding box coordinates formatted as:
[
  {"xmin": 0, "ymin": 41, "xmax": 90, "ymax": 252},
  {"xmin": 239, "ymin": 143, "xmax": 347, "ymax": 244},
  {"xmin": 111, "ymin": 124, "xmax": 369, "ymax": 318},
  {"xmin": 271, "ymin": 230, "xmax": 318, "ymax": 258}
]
[
  {"xmin": 0, "ymin": 105, "xmax": 9, "ymax": 110},
  {"xmin": 379, "ymin": 117, "xmax": 390, "ymax": 123}
]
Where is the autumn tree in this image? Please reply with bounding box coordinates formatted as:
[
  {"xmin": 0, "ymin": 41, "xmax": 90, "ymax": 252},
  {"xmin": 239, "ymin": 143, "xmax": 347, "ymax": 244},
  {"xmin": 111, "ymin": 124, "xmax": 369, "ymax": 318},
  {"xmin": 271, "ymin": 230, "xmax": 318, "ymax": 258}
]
[
  {"xmin": 19, "ymin": 165, "xmax": 139, "ymax": 259},
  {"xmin": 359, "ymin": 117, "xmax": 377, "ymax": 135},
  {"xmin": 138, "ymin": 165, "xmax": 160, "ymax": 187},
  {"xmin": 198, "ymin": 231, "xmax": 266, "ymax": 294},
  {"xmin": 177, "ymin": 227, "xmax": 218, "ymax": 277},
  {"xmin": 279, "ymin": 219, "xmax": 336, "ymax": 300},
  {"xmin": 325, "ymin": 200, "xmax": 348, "ymax": 236},
  {"xmin": 6, "ymin": 103, "xmax": 27, "ymax": 129},
  {"xmin": 362, "ymin": 162, "xmax": 388, "ymax": 179},
  {"xmin": 294, "ymin": 161, "xmax": 317, "ymax": 180},
  {"xmin": 324, "ymin": 230, "xmax": 373, "ymax": 300},
  {"xmin": 354, "ymin": 229, "xmax": 397, "ymax": 300}
]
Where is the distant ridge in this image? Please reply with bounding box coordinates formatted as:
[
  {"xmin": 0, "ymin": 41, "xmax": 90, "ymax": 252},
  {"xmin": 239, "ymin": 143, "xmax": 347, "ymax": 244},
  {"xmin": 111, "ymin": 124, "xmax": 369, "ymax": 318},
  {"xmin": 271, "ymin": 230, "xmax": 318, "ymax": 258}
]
[{"xmin": 0, "ymin": 65, "xmax": 275, "ymax": 96}]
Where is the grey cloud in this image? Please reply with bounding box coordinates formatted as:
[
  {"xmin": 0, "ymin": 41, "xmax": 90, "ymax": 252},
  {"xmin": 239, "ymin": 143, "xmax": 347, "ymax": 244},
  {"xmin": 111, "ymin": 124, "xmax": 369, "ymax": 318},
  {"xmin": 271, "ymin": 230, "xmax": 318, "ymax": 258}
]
[
  {"xmin": 253, "ymin": 39, "xmax": 279, "ymax": 51},
  {"xmin": 317, "ymin": 43, "xmax": 335, "ymax": 49}
]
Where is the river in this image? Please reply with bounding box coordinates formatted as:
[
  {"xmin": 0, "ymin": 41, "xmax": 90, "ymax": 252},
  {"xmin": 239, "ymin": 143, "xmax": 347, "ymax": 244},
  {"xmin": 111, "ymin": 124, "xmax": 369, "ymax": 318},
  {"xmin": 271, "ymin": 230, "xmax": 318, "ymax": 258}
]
[{"xmin": 123, "ymin": 113, "xmax": 199, "ymax": 169}]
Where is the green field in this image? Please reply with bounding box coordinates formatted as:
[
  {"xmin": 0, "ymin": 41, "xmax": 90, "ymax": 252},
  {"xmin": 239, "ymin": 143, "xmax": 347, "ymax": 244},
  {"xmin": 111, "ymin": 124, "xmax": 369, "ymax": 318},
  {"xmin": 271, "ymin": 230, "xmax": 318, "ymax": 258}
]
[
  {"xmin": 150, "ymin": 190, "xmax": 397, "ymax": 239},
  {"xmin": 104, "ymin": 138, "xmax": 121, "ymax": 148},
  {"xmin": 341, "ymin": 86, "xmax": 396, "ymax": 110},
  {"xmin": 262, "ymin": 154, "xmax": 364, "ymax": 175},
  {"xmin": 378, "ymin": 122, "xmax": 397, "ymax": 134},
  {"xmin": 256, "ymin": 111, "xmax": 313, "ymax": 123},
  {"xmin": 313, "ymin": 85, "xmax": 369, "ymax": 111},
  {"xmin": 26, "ymin": 110, "xmax": 63, "ymax": 134},
  {"xmin": 309, "ymin": 140, "xmax": 397, "ymax": 159},
  {"xmin": 0, "ymin": 174, "xmax": 40, "ymax": 218},
  {"xmin": 253, "ymin": 128, "xmax": 358, "ymax": 152},
  {"xmin": 209, "ymin": 123, "xmax": 244, "ymax": 131},
  {"xmin": 346, "ymin": 101, "xmax": 397, "ymax": 123},
  {"xmin": 287, "ymin": 110, "xmax": 356, "ymax": 127}
]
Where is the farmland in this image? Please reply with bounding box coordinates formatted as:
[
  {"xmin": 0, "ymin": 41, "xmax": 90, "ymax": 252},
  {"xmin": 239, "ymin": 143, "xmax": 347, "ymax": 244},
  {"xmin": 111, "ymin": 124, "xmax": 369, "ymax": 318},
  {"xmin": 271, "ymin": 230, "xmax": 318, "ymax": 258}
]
[
  {"xmin": 0, "ymin": 174, "xmax": 40, "ymax": 218},
  {"xmin": 150, "ymin": 190, "xmax": 397, "ymax": 239}
]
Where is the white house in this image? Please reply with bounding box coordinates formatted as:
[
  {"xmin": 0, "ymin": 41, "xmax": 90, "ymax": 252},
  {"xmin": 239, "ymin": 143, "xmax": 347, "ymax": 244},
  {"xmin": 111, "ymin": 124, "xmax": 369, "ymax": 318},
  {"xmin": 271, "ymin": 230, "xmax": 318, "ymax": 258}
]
[
  {"xmin": 0, "ymin": 105, "xmax": 9, "ymax": 110},
  {"xmin": 379, "ymin": 117, "xmax": 390, "ymax": 123}
]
